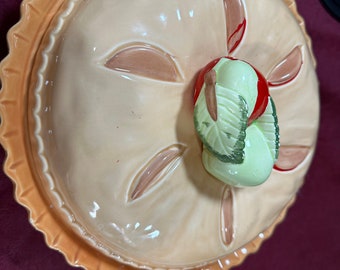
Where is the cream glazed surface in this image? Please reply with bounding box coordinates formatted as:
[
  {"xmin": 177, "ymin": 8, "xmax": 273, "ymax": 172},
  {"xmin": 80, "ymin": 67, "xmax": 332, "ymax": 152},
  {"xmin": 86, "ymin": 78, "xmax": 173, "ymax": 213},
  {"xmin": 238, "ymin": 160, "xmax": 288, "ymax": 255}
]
[{"xmin": 36, "ymin": 0, "xmax": 319, "ymax": 267}]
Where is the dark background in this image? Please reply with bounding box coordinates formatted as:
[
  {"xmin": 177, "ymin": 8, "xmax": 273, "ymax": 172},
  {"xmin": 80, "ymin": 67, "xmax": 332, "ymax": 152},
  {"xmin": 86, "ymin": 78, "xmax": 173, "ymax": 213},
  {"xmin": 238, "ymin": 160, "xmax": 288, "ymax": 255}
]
[{"xmin": 0, "ymin": 0, "xmax": 339, "ymax": 269}]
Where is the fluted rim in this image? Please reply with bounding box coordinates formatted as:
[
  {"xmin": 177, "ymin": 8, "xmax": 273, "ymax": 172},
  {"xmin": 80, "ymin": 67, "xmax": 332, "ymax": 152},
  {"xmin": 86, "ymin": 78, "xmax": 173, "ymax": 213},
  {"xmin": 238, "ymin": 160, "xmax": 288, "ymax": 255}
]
[{"xmin": 0, "ymin": 0, "xmax": 314, "ymax": 269}]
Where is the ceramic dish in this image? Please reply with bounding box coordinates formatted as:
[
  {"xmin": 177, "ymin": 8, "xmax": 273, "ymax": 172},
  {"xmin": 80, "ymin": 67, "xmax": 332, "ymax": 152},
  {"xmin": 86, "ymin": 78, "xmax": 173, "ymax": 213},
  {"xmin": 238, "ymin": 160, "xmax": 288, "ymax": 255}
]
[{"xmin": 0, "ymin": 0, "xmax": 319, "ymax": 269}]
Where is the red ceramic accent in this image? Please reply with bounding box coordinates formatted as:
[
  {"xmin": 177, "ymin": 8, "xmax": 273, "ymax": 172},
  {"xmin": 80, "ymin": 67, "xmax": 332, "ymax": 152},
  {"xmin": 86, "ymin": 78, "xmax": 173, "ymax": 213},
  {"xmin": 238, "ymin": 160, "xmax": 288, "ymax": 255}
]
[
  {"xmin": 194, "ymin": 57, "xmax": 269, "ymax": 125},
  {"xmin": 248, "ymin": 67, "xmax": 269, "ymax": 125},
  {"xmin": 194, "ymin": 58, "xmax": 220, "ymax": 104},
  {"xmin": 224, "ymin": 0, "xmax": 246, "ymax": 53}
]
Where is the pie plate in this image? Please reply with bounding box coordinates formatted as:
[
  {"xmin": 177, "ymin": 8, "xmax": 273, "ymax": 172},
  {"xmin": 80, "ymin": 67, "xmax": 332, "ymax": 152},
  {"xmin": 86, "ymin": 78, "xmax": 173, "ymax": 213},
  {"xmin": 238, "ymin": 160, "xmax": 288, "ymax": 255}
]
[{"xmin": 0, "ymin": 0, "xmax": 319, "ymax": 269}]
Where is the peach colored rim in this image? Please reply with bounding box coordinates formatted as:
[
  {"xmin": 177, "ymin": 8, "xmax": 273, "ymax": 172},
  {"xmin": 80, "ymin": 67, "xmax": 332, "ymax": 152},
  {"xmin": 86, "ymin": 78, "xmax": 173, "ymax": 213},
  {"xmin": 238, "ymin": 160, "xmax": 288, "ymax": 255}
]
[{"xmin": 0, "ymin": 0, "xmax": 314, "ymax": 269}]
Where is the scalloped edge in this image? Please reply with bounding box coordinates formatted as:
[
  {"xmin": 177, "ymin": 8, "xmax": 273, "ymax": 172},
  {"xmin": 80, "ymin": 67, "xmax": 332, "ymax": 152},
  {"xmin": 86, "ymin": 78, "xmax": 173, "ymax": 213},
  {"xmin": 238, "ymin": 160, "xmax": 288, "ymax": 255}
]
[
  {"xmin": 0, "ymin": 1, "xmax": 125, "ymax": 269},
  {"xmin": 0, "ymin": 0, "xmax": 316, "ymax": 269},
  {"xmin": 283, "ymin": 0, "xmax": 316, "ymax": 67}
]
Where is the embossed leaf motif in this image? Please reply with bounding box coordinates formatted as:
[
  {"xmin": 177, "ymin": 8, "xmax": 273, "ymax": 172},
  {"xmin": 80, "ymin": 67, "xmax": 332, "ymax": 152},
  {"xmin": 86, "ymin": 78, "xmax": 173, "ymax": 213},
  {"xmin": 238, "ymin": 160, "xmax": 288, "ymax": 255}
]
[
  {"xmin": 194, "ymin": 84, "xmax": 248, "ymax": 164},
  {"xmin": 221, "ymin": 187, "xmax": 234, "ymax": 246},
  {"xmin": 274, "ymin": 145, "xmax": 310, "ymax": 171},
  {"xmin": 267, "ymin": 46, "xmax": 303, "ymax": 86},
  {"xmin": 105, "ymin": 43, "xmax": 181, "ymax": 82},
  {"xmin": 129, "ymin": 144, "xmax": 186, "ymax": 201},
  {"xmin": 224, "ymin": 0, "xmax": 246, "ymax": 54}
]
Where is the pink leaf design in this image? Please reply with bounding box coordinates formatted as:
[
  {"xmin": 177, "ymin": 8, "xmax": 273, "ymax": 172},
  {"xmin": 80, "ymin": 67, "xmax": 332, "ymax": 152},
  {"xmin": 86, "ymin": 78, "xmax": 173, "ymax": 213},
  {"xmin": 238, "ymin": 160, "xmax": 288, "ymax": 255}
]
[
  {"xmin": 224, "ymin": 0, "xmax": 246, "ymax": 54},
  {"xmin": 129, "ymin": 144, "xmax": 186, "ymax": 201},
  {"xmin": 105, "ymin": 43, "xmax": 181, "ymax": 82},
  {"xmin": 267, "ymin": 46, "xmax": 303, "ymax": 86},
  {"xmin": 274, "ymin": 145, "xmax": 310, "ymax": 171},
  {"xmin": 220, "ymin": 186, "xmax": 234, "ymax": 246}
]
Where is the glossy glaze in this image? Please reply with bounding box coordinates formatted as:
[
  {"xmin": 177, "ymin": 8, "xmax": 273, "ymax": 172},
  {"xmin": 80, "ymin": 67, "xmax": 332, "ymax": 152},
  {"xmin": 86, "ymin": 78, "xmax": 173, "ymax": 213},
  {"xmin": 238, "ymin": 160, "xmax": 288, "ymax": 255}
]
[{"xmin": 30, "ymin": 0, "xmax": 319, "ymax": 268}]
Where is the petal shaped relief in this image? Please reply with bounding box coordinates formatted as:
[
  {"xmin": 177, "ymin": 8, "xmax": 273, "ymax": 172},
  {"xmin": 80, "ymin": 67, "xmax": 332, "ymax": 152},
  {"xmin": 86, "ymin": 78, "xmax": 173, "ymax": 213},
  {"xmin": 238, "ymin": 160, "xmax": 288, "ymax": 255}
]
[
  {"xmin": 221, "ymin": 186, "xmax": 234, "ymax": 246},
  {"xmin": 274, "ymin": 145, "xmax": 310, "ymax": 171},
  {"xmin": 129, "ymin": 144, "xmax": 186, "ymax": 201},
  {"xmin": 224, "ymin": 0, "xmax": 246, "ymax": 54},
  {"xmin": 105, "ymin": 43, "xmax": 182, "ymax": 82},
  {"xmin": 267, "ymin": 46, "xmax": 303, "ymax": 86}
]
